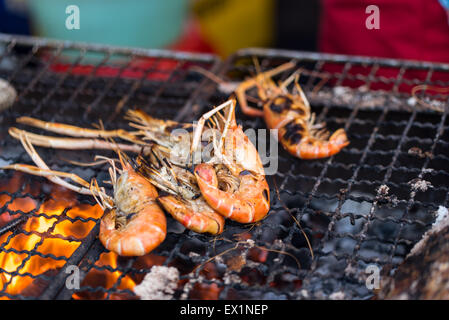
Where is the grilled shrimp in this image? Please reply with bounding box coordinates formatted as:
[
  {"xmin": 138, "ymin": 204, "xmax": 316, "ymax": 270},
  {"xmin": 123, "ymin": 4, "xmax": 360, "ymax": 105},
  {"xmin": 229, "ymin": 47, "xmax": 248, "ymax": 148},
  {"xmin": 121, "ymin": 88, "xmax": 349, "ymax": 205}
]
[
  {"xmin": 264, "ymin": 96, "xmax": 349, "ymax": 159},
  {"xmin": 98, "ymin": 155, "xmax": 166, "ymax": 256},
  {"xmin": 235, "ymin": 62, "xmax": 349, "ymax": 159},
  {"xmin": 1, "ymin": 134, "xmax": 166, "ymax": 257},
  {"xmin": 191, "ymin": 99, "xmax": 270, "ymax": 224},
  {"xmin": 137, "ymin": 147, "xmax": 224, "ymax": 235}
]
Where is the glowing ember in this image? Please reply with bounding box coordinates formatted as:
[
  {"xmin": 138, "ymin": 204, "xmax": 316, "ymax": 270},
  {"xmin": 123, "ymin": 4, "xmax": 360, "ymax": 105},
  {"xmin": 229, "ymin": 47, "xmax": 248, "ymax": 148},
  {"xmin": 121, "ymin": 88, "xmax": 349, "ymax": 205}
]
[
  {"xmin": 0, "ymin": 174, "xmax": 102, "ymax": 299},
  {"xmin": 72, "ymin": 252, "xmax": 137, "ymax": 300}
]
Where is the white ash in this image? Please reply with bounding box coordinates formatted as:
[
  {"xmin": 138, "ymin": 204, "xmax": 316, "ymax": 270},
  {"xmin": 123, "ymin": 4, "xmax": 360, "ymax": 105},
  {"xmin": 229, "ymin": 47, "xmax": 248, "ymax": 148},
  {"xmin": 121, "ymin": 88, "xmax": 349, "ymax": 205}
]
[
  {"xmin": 407, "ymin": 97, "xmax": 417, "ymax": 106},
  {"xmin": 299, "ymin": 289, "xmax": 309, "ymax": 299},
  {"xmin": 407, "ymin": 206, "xmax": 449, "ymax": 258},
  {"xmin": 329, "ymin": 291, "xmax": 346, "ymax": 300},
  {"xmin": 377, "ymin": 184, "xmax": 389, "ymax": 196},
  {"xmin": 215, "ymin": 255, "xmax": 224, "ymax": 264},
  {"xmin": 245, "ymin": 259, "xmax": 262, "ymax": 269},
  {"xmin": 180, "ymin": 275, "xmax": 204, "ymax": 300},
  {"xmin": 332, "ymin": 86, "xmax": 354, "ymax": 105},
  {"xmin": 188, "ymin": 252, "xmax": 200, "ymax": 258},
  {"xmin": 180, "ymin": 279, "xmax": 193, "ymax": 300},
  {"xmin": 412, "ymin": 97, "xmax": 446, "ymax": 112},
  {"xmin": 432, "ymin": 206, "xmax": 449, "ymax": 231},
  {"xmin": 409, "ymin": 179, "xmax": 432, "ymax": 192},
  {"xmin": 273, "ymin": 239, "xmax": 285, "ymax": 249},
  {"xmin": 333, "ymin": 86, "xmax": 351, "ymax": 97},
  {"xmin": 223, "ymin": 273, "xmax": 241, "ymax": 285},
  {"xmin": 244, "ymin": 239, "xmax": 255, "ymax": 248},
  {"xmin": 0, "ymin": 78, "xmax": 16, "ymax": 111},
  {"xmin": 360, "ymin": 94, "xmax": 386, "ymax": 109},
  {"xmin": 133, "ymin": 266, "xmax": 179, "ymax": 300},
  {"xmin": 375, "ymin": 184, "xmax": 398, "ymax": 206}
]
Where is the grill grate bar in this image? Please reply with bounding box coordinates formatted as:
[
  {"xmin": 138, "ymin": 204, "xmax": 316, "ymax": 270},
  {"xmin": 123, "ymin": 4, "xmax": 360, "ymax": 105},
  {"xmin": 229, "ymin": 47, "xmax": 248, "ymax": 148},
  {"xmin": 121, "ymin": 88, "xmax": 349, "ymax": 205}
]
[
  {"xmin": 42, "ymin": 223, "xmax": 100, "ymax": 299},
  {"xmin": 16, "ymin": 45, "xmax": 64, "ymax": 101},
  {"xmin": 65, "ymin": 52, "xmax": 112, "ymax": 108},
  {"xmin": 6, "ymin": 44, "xmax": 39, "ymax": 83},
  {"xmin": 86, "ymin": 55, "xmax": 136, "ymax": 121},
  {"xmin": 303, "ymin": 94, "xmax": 386, "ymax": 296},
  {"xmin": 109, "ymin": 58, "xmax": 163, "ymax": 120},
  {"xmin": 337, "ymin": 65, "xmax": 413, "ymax": 296},
  {"xmin": 0, "ymin": 34, "xmax": 219, "ymax": 299},
  {"xmin": 33, "ymin": 50, "xmax": 87, "ymax": 114},
  {"xmin": 385, "ymin": 106, "xmax": 448, "ymax": 266}
]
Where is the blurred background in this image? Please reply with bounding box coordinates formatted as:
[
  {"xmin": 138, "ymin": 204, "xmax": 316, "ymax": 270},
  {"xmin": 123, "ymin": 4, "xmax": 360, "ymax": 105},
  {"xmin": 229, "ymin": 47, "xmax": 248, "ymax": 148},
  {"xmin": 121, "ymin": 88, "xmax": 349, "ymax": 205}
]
[{"xmin": 1, "ymin": 0, "xmax": 449, "ymax": 62}]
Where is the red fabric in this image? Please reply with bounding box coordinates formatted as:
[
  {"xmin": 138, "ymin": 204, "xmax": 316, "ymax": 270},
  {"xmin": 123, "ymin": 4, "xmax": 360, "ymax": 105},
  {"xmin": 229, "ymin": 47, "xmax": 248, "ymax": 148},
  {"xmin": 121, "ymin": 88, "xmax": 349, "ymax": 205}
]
[{"xmin": 320, "ymin": 0, "xmax": 449, "ymax": 63}]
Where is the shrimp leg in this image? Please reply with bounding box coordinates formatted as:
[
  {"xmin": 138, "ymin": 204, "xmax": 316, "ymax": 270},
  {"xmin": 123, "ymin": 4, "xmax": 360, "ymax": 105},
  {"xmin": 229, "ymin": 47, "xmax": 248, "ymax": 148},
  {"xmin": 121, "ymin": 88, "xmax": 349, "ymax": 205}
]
[
  {"xmin": 2, "ymin": 133, "xmax": 97, "ymax": 195},
  {"xmin": 16, "ymin": 116, "xmax": 144, "ymax": 145},
  {"xmin": 9, "ymin": 127, "xmax": 143, "ymax": 153},
  {"xmin": 3, "ymin": 132, "xmax": 166, "ymax": 257}
]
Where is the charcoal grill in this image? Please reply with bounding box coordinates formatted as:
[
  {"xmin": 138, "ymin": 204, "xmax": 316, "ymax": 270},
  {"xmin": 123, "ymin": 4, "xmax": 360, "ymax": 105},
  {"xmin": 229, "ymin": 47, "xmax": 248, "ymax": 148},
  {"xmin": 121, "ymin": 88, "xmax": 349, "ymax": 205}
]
[{"xmin": 0, "ymin": 34, "xmax": 448, "ymax": 300}]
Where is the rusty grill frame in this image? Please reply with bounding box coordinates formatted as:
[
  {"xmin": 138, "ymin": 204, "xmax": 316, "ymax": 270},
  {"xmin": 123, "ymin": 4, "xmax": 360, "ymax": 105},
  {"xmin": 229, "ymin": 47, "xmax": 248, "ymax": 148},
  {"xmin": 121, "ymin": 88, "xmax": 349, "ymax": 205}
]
[{"xmin": 0, "ymin": 34, "xmax": 448, "ymax": 300}]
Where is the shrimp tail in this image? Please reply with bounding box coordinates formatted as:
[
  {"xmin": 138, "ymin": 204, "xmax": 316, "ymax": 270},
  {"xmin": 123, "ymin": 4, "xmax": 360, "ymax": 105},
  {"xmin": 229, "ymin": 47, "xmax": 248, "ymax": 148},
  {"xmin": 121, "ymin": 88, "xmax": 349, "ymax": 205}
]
[
  {"xmin": 158, "ymin": 196, "xmax": 224, "ymax": 235},
  {"xmin": 291, "ymin": 128, "xmax": 349, "ymax": 159},
  {"xmin": 100, "ymin": 203, "xmax": 166, "ymax": 256}
]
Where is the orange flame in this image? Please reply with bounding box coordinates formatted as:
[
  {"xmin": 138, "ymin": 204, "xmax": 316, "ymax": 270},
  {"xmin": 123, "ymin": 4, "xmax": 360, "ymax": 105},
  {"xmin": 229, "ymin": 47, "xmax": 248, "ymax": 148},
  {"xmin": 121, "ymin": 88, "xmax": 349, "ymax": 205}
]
[
  {"xmin": 0, "ymin": 174, "xmax": 170, "ymax": 300},
  {"xmin": 0, "ymin": 175, "xmax": 102, "ymax": 299}
]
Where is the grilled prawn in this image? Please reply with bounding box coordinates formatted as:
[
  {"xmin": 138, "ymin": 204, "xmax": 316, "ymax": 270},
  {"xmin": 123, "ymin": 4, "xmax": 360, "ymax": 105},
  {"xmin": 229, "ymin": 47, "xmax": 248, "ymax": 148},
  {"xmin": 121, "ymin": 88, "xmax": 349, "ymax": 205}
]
[
  {"xmin": 234, "ymin": 62, "xmax": 349, "ymax": 159},
  {"xmin": 1, "ymin": 134, "xmax": 166, "ymax": 257},
  {"xmin": 191, "ymin": 99, "xmax": 270, "ymax": 224},
  {"xmin": 137, "ymin": 147, "xmax": 224, "ymax": 235},
  {"xmin": 8, "ymin": 112, "xmax": 225, "ymax": 236}
]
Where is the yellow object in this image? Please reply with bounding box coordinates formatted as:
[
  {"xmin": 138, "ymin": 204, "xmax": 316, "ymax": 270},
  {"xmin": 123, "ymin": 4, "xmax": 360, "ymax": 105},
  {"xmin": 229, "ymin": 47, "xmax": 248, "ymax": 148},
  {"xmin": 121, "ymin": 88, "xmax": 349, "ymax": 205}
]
[{"xmin": 193, "ymin": 0, "xmax": 275, "ymax": 57}]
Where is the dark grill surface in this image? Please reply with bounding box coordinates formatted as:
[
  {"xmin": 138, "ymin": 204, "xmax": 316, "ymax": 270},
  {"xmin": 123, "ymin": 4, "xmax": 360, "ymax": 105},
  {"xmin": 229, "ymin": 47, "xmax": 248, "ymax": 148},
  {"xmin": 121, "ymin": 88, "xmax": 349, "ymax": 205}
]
[{"xmin": 0, "ymin": 35, "xmax": 448, "ymax": 300}]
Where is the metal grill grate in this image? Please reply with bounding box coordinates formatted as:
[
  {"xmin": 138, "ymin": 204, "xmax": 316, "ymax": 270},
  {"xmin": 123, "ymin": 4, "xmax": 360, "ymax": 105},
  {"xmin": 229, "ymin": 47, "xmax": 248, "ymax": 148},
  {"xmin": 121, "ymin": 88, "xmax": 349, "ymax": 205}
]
[{"xmin": 0, "ymin": 35, "xmax": 448, "ymax": 300}]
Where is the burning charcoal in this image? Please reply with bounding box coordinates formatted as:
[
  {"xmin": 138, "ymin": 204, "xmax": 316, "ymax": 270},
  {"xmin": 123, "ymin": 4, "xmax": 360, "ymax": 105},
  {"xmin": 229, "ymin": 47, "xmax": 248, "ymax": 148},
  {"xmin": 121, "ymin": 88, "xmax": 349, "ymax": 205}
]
[
  {"xmin": 0, "ymin": 78, "xmax": 16, "ymax": 111},
  {"xmin": 377, "ymin": 207, "xmax": 449, "ymax": 299},
  {"xmin": 225, "ymin": 254, "xmax": 247, "ymax": 272}
]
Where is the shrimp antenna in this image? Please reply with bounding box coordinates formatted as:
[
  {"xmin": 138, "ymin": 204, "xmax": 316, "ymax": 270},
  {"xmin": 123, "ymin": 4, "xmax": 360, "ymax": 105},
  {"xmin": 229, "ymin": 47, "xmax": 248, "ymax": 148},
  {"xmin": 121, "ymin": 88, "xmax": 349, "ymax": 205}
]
[{"xmin": 252, "ymin": 56, "xmax": 262, "ymax": 76}]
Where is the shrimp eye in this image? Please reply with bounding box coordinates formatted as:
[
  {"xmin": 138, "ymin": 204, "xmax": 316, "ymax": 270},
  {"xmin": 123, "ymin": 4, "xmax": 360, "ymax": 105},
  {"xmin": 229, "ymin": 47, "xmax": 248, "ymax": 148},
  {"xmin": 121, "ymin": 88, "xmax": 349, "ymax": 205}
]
[
  {"xmin": 127, "ymin": 212, "xmax": 137, "ymax": 222},
  {"xmin": 270, "ymin": 97, "xmax": 290, "ymax": 113}
]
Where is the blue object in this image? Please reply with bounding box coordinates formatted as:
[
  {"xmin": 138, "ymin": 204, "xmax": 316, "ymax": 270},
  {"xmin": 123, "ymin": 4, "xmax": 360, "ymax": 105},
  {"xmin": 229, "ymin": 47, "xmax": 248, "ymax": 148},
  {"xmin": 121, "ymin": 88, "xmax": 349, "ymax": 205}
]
[
  {"xmin": 440, "ymin": 0, "xmax": 449, "ymax": 9},
  {"xmin": 0, "ymin": 0, "xmax": 30, "ymax": 34},
  {"xmin": 27, "ymin": 0, "xmax": 188, "ymax": 49},
  {"xmin": 439, "ymin": 0, "xmax": 449, "ymax": 25}
]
